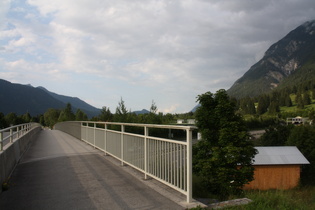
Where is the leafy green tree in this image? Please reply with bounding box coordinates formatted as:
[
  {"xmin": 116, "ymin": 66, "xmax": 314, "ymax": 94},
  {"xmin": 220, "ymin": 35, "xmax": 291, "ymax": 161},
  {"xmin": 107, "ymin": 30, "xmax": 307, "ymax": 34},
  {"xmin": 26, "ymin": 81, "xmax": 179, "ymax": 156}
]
[
  {"xmin": 0, "ymin": 112, "xmax": 8, "ymax": 128},
  {"xmin": 44, "ymin": 108, "xmax": 60, "ymax": 128},
  {"xmin": 193, "ymin": 90, "xmax": 257, "ymax": 199},
  {"xmin": 286, "ymin": 126, "xmax": 315, "ymax": 185},
  {"xmin": 22, "ymin": 112, "xmax": 32, "ymax": 123},
  {"xmin": 58, "ymin": 103, "xmax": 75, "ymax": 122},
  {"xmin": 4, "ymin": 112, "xmax": 20, "ymax": 126},
  {"xmin": 75, "ymin": 109, "xmax": 88, "ymax": 121},
  {"xmin": 259, "ymin": 125, "xmax": 293, "ymax": 146}
]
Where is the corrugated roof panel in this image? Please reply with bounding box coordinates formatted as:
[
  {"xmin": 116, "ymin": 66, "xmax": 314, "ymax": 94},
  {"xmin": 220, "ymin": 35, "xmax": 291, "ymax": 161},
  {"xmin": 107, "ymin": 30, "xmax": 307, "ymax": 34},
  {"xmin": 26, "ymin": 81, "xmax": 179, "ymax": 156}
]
[{"xmin": 253, "ymin": 146, "xmax": 310, "ymax": 165}]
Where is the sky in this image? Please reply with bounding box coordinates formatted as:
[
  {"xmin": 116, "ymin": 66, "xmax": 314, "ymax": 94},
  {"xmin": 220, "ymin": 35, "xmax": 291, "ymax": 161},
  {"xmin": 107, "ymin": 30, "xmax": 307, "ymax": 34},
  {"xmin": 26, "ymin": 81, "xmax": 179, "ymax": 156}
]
[{"xmin": 1, "ymin": 0, "xmax": 315, "ymax": 114}]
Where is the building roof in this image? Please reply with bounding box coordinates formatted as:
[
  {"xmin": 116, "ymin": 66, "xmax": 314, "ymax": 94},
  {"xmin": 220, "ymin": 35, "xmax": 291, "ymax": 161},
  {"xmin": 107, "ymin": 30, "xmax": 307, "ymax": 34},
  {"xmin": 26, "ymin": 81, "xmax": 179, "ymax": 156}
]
[{"xmin": 253, "ymin": 146, "xmax": 310, "ymax": 165}]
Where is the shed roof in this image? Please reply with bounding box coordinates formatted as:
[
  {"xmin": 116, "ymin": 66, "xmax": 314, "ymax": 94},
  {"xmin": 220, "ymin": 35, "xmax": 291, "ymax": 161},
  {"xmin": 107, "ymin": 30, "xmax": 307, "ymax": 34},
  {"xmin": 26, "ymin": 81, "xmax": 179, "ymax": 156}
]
[{"xmin": 253, "ymin": 146, "xmax": 310, "ymax": 165}]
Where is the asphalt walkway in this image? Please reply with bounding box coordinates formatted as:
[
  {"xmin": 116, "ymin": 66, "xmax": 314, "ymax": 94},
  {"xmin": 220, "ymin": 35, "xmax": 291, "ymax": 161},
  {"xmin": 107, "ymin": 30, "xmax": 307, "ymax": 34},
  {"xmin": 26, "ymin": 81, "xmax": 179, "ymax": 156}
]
[{"xmin": 0, "ymin": 129, "xmax": 184, "ymax": 210}]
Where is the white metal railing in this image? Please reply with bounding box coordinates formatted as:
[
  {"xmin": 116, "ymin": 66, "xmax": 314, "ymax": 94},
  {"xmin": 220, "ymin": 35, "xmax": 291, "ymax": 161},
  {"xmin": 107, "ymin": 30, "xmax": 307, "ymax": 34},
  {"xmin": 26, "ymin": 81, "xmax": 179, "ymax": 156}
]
[
  {"xmin": 55, "ymin": 121, "xmax": 196, "ymax": 203},
  {"xmin": 0, "ymin": 123, "xmax": 41, "ymax": 151}
]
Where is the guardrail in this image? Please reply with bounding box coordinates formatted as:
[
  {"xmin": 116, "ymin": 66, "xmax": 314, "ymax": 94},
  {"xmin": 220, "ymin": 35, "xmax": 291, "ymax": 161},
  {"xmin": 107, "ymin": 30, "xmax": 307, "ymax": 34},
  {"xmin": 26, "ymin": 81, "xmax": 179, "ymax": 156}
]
[
  {"xmin": 54, "ymin": 121, "xmax": 196, "ymax": 203},
  {"xmin": 0, "ymin": 123, "xmax": 40, "ymax": 151}
]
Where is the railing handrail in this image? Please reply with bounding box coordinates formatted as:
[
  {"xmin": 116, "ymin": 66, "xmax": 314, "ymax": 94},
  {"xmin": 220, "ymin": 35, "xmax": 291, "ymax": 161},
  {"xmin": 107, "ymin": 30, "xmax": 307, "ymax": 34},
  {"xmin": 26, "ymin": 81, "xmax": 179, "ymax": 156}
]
[
  {"xmin": 54, "ymin": 121, "xmax": 195, "ymax": 203},
  {"xmin": 0, "ymin": 123, "xmax": 41, "ymax": 151},
  {"xmin": 77, "ymin": 121, "xmax": 197, "ymax": 130}
]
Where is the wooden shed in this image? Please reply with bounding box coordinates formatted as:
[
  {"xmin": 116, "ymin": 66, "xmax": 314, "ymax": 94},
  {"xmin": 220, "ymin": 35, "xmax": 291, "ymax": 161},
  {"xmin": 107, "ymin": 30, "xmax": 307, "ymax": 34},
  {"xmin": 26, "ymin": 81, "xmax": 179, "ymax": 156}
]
[{"xmin": 243, "ymin": 146, "xmax": 309, "ymax": 190}]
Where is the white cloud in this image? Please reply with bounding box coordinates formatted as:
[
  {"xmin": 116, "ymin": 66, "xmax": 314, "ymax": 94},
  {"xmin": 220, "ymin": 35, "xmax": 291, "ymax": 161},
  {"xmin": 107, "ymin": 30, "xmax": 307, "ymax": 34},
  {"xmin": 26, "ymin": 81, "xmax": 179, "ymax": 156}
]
[{"xmin": 1, "ymin": 0, "xmax": 315, "ymax": 113}]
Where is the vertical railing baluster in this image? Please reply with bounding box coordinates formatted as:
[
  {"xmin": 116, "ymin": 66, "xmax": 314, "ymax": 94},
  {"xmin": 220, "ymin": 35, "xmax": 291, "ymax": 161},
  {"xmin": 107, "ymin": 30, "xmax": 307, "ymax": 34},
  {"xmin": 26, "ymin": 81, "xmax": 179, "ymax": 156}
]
[
  {"xmin": 186, "ymin": 128, "xmax": 192, "ymax": 203},
  {"xmin": 144, "ymin": 126, "xmax": 148, "ymax": 179},
  {"xmin": 121, "ymin": 125, "xmax": 124, "ymax": 166},
  {"xmin": 93, "ymin": 123, "xmax": 96, "ymax": 148},
  {"xmin": 104, "ymin": 123, "xmax": 107, "ymax": 155}
]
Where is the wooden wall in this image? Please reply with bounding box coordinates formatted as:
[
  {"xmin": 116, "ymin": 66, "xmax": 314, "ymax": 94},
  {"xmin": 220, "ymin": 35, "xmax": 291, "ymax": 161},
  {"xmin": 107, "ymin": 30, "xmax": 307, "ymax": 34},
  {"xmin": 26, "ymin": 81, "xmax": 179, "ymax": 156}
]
[{"xmin": 243, "ymin": 165, "xmax": 301, "ymax": 190}]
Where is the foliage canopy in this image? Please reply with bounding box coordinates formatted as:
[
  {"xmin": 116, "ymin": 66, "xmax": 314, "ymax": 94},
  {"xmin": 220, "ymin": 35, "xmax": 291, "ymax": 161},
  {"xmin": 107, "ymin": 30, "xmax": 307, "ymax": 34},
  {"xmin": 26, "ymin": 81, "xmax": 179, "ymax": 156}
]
[{"xmin": 193, "ymin": 90, "xmax": 257, "ymax": 199}]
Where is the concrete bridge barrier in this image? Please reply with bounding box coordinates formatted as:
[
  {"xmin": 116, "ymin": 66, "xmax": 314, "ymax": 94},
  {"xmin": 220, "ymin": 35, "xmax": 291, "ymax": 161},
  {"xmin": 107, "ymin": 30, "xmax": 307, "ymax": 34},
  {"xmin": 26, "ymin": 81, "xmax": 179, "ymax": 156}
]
[{"xmin": 0, "ymin": 124, "xmax": 42, "ymax": 192}]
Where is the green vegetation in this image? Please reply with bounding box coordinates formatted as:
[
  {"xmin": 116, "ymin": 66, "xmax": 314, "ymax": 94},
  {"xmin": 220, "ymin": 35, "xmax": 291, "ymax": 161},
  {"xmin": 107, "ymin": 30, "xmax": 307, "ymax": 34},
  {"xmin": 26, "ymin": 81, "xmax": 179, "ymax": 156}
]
[
  {"xmin": 193, "ymin": 90, "xmax": 257, "ymax": 200},
  {"xmin": 192, "ymin": 180, "xmax": 315, "ymax": 209},
  {"xmin": 223, "ymin": 187, "xmax": 315, "ymax": 210}
]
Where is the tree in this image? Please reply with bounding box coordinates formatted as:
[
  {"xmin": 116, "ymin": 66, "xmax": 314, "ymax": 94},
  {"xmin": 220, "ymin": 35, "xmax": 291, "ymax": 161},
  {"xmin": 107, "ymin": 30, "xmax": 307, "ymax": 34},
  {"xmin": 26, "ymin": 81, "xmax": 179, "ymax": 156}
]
[
  {"xmin": 44, "ymin": 108, "xmax": 60, "ymax": 128},
  {"xmin": 285, "ymin": 94, "xmax": 293, "ymax": 107},
  {"xmin": 99, "ymin": 106, "xmax": 113, "ymax": 122},
  {"xmin": 259, "ymin": 124, "xmax": 293, "ymax": 146},
  {"xmin": 303, "ymin": 91, "xmax": 311, "ymax": 106},
  {"xmin": 296, "ymin": 92, "xmax": 304, "ymax": 109},
  {"xmin": 286, "ymin": 126, "xmax": 315, "ymax": 185},
  {"xmin": 239, "ymin": 97, "xmax": 256, "ymax": 115},
  {"xmin": 268, "ymin": 101, "xmax": 280, "ymax": 114},
  {"xmin": 58, "ymin": 103, "xmax": 75, "ymax": 122},
  {"xmin": 256, "ymin": 95, "xmax": 269, "ymax": 115},
  {"xmin": 4, "ymin": 112, "xmax": 19, "ymax": 126},
  {"xmin": 0, "ymin": 112, "xmax": 8, "ymax": 128},
  {"xmin": 193, "ymin": 90, "xmax": 257, "ymax": 199},
  {"xmin": 22, "ymin": 112, "xmax": 32, "ymax": 123},
  {"xmin": 150, "ymin": 100, "xmax": 158, "ymax": 114},
  {"xmin": 75, "ymin": 109, "xmax": 88, "ymax": 121},
  {"xmin": 114, "ymin": 98, "xmax": 129, "ymax": 122}
]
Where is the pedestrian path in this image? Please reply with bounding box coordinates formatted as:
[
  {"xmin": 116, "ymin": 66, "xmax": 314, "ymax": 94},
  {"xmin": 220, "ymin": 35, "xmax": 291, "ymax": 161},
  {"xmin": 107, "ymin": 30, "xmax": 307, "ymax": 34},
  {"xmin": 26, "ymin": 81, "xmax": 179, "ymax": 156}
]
[{"xmin": 0, "ymin": 129, "xmax": 184, "ymax": 209}]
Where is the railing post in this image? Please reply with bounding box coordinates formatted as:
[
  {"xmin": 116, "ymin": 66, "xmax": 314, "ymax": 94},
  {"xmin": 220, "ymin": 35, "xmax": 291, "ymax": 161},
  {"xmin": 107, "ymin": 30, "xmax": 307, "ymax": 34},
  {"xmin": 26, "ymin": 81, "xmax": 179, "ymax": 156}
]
[
  {"xmin": 121, "ymin": 125, "xmax": 125, "ymax": 166},
  {"xmin": 93, "ymin": 123, "xmax": 96, "ymax": 148},
  {"xmin": 104, "ymin": 123, "xmax": 107, "ymax": 155},
  {"xmin": 85, "ymin": 123, "xmax": 88, "ymax": 142},
  {"xmin": 186, "ymin": 128, "xmax": 192, "ymax": 203},
  {"xmin": 0, "ymin": 132, "xmax": 3, "ymax": 151},
  {"xmin": 144, "ymin": 126, "xmax": 149, "ymax": 180},
  {"xmin": 17, "ymin": 126, "xmax": 20, "ymax": 138},
  {"xmin": 10, "ymin": 128, "xmax": 13, "ymax": 143},
  {"xmin": 80, "ymin": 122, "xmax": 83, "ymax": 141}
]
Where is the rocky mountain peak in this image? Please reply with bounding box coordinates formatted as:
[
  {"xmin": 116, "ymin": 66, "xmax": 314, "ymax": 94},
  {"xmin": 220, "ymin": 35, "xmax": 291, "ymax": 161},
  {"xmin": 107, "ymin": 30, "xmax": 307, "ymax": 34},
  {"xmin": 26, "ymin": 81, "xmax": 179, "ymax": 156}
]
[{"xmin": 227, "ymin": 20, "xmax": 315, "ymax": 99}]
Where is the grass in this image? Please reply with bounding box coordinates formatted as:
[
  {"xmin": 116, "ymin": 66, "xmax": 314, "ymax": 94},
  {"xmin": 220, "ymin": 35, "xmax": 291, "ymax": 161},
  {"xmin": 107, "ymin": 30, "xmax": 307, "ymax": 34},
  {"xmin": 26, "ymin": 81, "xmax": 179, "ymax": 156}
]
[
  {"xmin": 225, "ymin": 187, "xmax": 315, "ymax": 210},
  {"xmin": 193, "ymin": 175, "xmax": 315, "ymax": 209},
  {"xmin": 191, "ymin": 187, "xmax": 315, "ymax": 210}
]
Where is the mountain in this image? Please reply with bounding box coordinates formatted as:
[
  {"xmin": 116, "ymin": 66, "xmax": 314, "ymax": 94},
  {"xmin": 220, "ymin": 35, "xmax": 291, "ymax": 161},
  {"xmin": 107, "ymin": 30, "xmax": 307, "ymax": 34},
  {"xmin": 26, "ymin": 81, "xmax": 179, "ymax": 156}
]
[
  {"xmin": 0, "ymin": 79, "xmax": 100, "ymax": 117},
  {"xmin": 227, "ymin": 20, "xmax": 315, "ymax": 99},
  {"xmin": 38, "ymin": 86, "xmax": 100, "ymax": 117},
  {"xmin": 0, "ymin": 79, "xmax": 65, "ymax": 116},
  {"xmin": 133, "ymin": 109, "xmax": 150, "ymax": 115}
]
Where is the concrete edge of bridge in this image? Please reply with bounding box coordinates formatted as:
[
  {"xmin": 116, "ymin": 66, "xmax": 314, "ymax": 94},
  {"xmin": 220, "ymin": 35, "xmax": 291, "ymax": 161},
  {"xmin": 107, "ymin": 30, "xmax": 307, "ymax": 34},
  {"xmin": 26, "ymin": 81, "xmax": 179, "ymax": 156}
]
[{"xmin": 98, "ymin": 153, "xmax": 207, "ymax": 209}]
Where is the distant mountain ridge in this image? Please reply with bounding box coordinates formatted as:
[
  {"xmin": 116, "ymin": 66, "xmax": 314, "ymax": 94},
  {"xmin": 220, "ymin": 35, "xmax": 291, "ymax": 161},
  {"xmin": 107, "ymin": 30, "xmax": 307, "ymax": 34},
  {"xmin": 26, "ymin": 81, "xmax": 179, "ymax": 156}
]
[
  {"xmin": 0, "ymin": 79, "xmax": 100, "ymax": 117},
  {"xmin": 227, "ymin": 20, "xmax": 315, "ymax": 98},
  {"xmin": 133, "ymin": 109, "xmax": 150, "ymax": 115},
  {"xmin": 37, "ymin": 86, "xmax": 100, "ymax": 116}
]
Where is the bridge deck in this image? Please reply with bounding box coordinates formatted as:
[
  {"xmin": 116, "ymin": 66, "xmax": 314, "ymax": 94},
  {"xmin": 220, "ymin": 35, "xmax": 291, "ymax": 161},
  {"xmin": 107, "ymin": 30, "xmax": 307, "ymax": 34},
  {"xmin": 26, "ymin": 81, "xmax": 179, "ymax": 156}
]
[{"xmin": 0, "ymin": 129, "xmax": 184, "ymax": 209}]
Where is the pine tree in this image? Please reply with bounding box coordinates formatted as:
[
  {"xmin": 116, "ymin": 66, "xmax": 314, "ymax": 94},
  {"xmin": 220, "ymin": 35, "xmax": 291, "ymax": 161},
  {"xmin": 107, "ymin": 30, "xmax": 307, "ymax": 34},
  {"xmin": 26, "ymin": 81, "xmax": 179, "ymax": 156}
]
[{"xmin": 303, "ymin": 91, "xmax": 311, "ymax": 105}]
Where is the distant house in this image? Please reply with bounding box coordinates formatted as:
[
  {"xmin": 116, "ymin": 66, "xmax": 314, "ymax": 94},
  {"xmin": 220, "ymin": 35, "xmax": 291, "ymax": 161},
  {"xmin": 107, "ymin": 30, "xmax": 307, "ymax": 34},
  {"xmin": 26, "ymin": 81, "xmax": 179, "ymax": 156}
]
[
  {"xmin": 177, "ymin": 119, "xmax": 195, "ymax": 124},
  {"xmin": 286, "ymin": 116, "xmax": 308, "ymax": 125},
  {"xmin": 177, "ymin": 119, "xmax": 184, "ymax": 124},
  {"xmin": 244, "ymin": 146, "xmax": 309, "ymax": 190},
  {"xmin": 187, "ymin": 119, "xmax": 195, "ymax": 124}
]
